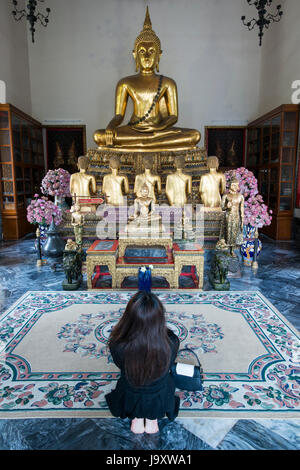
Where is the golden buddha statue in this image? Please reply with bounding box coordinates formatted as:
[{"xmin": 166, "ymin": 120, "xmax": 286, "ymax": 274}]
[
  {"xmin": 93, "ymin": 7, "xmax": 200, "ymax": 151},
  {"xmin": 134, "ymin": 155, "xmax": 161, "ymax": 203},
  {"xmin": 70, "ymin": 202, "xmax": 85, "ymax": 248},
  {"xmin": 126, "ymin": 183, "xmax": 162, "ymax": 236},
  {"xmin": 70, "ymin": 156, "xmax": 97, "ymax": 200},
  {"xmin": 102, "ymin": 156, "xmax": 129, "ymax": 206},
  {"xmin": 199, "ymin": 156, "xmax": 226, "ymax": 208},
  {"xmin": 219, "ymin": 177, "xmax": 244, "ymax": 257},
  {"xmin": 166, "ymin": 155, "xmax": 192, "ymax": 206}
]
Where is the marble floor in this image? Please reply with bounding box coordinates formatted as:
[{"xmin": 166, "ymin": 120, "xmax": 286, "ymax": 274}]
[{"xmin": 0, "ymin": 234, "xmax": 299, "ymax": 451}]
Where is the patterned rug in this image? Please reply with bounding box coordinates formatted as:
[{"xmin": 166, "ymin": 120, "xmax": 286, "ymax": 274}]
[{"xmin": 0, "ymin": 291, "xmax": 299, "ymax": 418}]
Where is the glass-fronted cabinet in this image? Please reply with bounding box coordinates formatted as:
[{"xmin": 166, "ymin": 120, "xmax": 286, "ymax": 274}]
[
  {"xmin": 0, "ymin": 104, "xmax": 45, "ymax": 240},
  {"xmin": 246, "ymin": 104, "xmax": 299, "ymax": 240}
]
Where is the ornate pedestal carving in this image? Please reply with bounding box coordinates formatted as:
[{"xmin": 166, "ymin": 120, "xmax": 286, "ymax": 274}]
[
  {"xmin": 86, "ymin": 238, "xmax": 204, "ymax": 291},
  {"xmin": 116, "ymin": 264, "xmax": 176, "ymax": 289},
  {"xmin": 173, "ymin": 242, "xmax": 204, "ymax": 289},
  {"xmin": 86, "ymin": 240, "xmax": 119, "ymax": 289}
]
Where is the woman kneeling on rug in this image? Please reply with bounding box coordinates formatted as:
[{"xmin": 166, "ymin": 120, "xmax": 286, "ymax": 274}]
[{"xmin": 105, "ymin": 291, "xmax": 180, "ymax": 434}]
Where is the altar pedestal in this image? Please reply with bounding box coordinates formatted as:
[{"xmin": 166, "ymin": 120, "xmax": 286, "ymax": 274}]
[
  {"xmin": 173, "ymin": 241, "xmax": 204, "ymax": 289},
  {"xmin": 116, "ymin": 254, "xmax": 176, "ymax": 289},
  {"xmin": 86, "ymin": 237, "xmax": 204, "ymax": 291},
  {"xmin": 86, "ymin": 240, "xmax": 119, "ymax": 289},
  {"xmin": 87, "ymin": 147, "xmax": 207, "ymax": 178}
]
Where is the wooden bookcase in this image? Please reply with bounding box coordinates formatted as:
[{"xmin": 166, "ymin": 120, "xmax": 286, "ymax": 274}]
[
  {"xmin": 246, "ymin": 104, "xmax": 299, "ymax": 240},
  {"xmin": 0, "ymin": 104, "xmax": 45, "ymax": 240}
]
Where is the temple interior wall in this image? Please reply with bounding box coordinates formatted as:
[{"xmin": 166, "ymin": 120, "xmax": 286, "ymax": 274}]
[
  {"xmin": 2, "ymin": 0, "xmax": 299, "ymax": 149},
  {"xmin": 0, "ymin": 0, "xmax": 32, "ymax": 114},
  {"xmin": 26, "ymin": 0, "xmax": 262, "ymax": 148},
  {"xmin": 258, "ymin": 0, "xmax": 300, "ymax": 116}
]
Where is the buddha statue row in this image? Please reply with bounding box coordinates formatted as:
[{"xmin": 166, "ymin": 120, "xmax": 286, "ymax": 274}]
[
  {"xmin": 69, "ymin": 154, "xmax": 244, "ymax": 255},
  {"xmin": 70, "ymin": 154, "xmax": 227, "ymax": 209}
]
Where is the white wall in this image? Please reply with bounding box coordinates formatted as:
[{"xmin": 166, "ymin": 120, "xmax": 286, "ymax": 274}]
[
  {"xmin": 0, "ymin": 0, "xmax": 32, "ymax": 114},
  {"xmin": 28, "ymin": 0, "xmax": 262, "ymax": 148},
  {"xmin": 259, "ymin": 0, "xmax": 300, "ymax": 116}
]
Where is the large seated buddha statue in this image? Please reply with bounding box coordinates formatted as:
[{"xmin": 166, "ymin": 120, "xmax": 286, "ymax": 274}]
[{"xmin": 93, "ymin": 7, "xmax": 201, "ymax": 151}]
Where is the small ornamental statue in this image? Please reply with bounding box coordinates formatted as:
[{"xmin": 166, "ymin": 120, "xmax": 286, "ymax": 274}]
[
  {"xmin": 70, "ymin": 202, "xmax": 85, "ymax": 249},
  {"xmin": 219, "ymin": 176, "xmax": 244, "ymax": 257},
  {"xmin": 62, "ymin": 239, "xmax": 83, "ymax": 290},
  {"xmin": 209, "ymin": 239, "xmax": 231, "ymax": 291}
]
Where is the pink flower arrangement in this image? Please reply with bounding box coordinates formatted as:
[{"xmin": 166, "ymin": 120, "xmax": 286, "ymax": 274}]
[
  {"xmin": 225, "ymin": 167, "xmax": 272, "ymax": 229},
  {"xmin": 225, "ymin": 167, "xmax": 258, "ymax": 198},
  {"xmin": 244, "ymin": 194, "xmax": 273, "ymax": 228},
  {"xmin": 27, "ymin": 195, "xmax": 63, "ymax": 226},
  {"xmin": 41, "ymin": 168, "xmax": 71, "ymax": 198}
]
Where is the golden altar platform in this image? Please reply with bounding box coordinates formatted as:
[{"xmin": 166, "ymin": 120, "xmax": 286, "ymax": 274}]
[{"xmin": 86, "ymin": 239, "xmax": 204, "ymax": 290}]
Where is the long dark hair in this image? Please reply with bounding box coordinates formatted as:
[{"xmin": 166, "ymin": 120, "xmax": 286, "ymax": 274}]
[{"xmin": 108, "ymin": 291, "xmax": 171, "ymax": 387}]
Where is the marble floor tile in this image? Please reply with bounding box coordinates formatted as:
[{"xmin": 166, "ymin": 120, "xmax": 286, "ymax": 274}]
[
  {"xmin": 0, "ymin": 234, "xmax": 299, "ymax": 450},
  {"xmin": 177, "ymin": 418, "xmax": 238, "ymax": 448},
  {"xmin": 217, "ymin": 419, "xmax": 299, "ymax": 450},
  {"xmin": 0, "ymin": 417, "xmax": 214, "ymax": 450},
  {"xmin": 252, "ymin": 419, "xmax": 300, "ymax": 448}
]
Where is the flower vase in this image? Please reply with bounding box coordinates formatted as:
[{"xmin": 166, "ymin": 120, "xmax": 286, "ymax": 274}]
[
  {"xmin": 43, "ymin": 216, "xmax": 66, "ymax": 258},
  {"xmin": 240, "ymin": 224, "xmax": 262, "ymax": 266},
  {"xmin": 138, "ymin": 267, "xmax": 152, "ymax": 292},
  {"xmin": 38, "ymin": 224, "xmax": 48, "ymax": 245}
]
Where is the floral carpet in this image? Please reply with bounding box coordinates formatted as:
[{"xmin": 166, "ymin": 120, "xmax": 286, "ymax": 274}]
[{"xmin": 0, "ymin": 291, "xmax": 299, "ymax": 418}]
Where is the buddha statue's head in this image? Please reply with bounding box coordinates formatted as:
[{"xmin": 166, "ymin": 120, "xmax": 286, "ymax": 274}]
[
  {"xmin": 77, "ymin": 156, "xmax": 90, "ymax": 172},
  {"xmin": 133, "ymin": 7, "xmax": 162, "ymax": 73},
  {"xmin": 174, "ymin": 155, "xmax": 185, "ymax": 170},
  {"xmin": 143, "ymin": 154, "xmax": 154, "ymax": 170},
  {"xmin": 109, "ymin": 155, "xmax": 120, "ymax": 170},
  {"xmin": 229, "ymin": 176, "xmax": 240, "ymax": 193},
  {"xmin": 207, "ymin": 156, "xmax": 220, "ymax": 171}
]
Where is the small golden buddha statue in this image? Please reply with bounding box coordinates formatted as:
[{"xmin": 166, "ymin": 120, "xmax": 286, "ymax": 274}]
[
  {"xmin": 70, "ymin": 156, "xmax": 97, "ymax": 200},
  {"xmin": 134, "ymin": 155, "xmax": 161, "ymax": 203},
  {"xmin": 219, "ymin": 177, "xmax": 244, "ymax": 257},
  {"xmin": 199, "ymin": 156, "xmax": 226, "ymax": 208},
  {"xmin": 70, "ymin": 202, "xmax": 85, "ymax": 248},
  {"xmin": 102, "ymin": 156, "xmax": 129, "ymax": 206},
  {"xmin": 93, "ymin": 7, "xmax": 200, "ymax": 151},
  {"xmin": 166, "ymin": 155, "xmax": 192, "ymax": 206},
  {"xmin": 126, "ymin": 183, "xmax": 162, "ymax": 235}
]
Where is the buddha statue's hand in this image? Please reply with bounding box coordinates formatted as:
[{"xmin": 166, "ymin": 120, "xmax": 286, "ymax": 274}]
[{"xmin": 131, "ymin": 124, "xmax": 154, "ymax": 133}]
